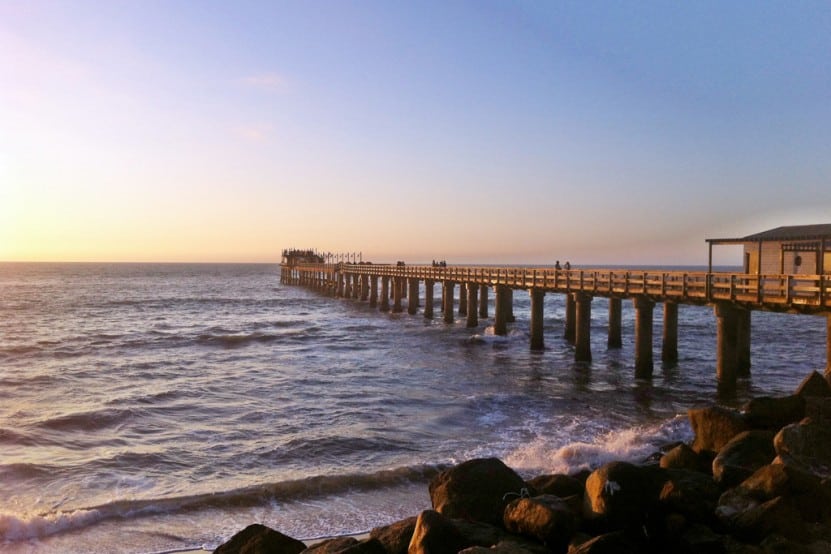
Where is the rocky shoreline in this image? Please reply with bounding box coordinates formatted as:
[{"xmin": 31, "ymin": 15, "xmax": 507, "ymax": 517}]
[{"xmin": 214, "ymin": 370, "xmax": 831, "ymax": 553}]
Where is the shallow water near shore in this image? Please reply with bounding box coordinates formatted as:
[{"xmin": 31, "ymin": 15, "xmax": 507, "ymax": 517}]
[{"xmin": 0, "ymin": 262, "xmax": 826, "ymax": 553}]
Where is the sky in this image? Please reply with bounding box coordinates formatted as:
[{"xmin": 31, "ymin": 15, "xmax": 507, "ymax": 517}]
[{"xmin": 1, "ymin": 1, "xmax": 830, "ymax": 265}]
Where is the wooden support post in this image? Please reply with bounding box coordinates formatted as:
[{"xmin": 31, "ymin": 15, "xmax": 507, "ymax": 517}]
[
  {"xmin": 369, "ymin": 276, "xmax": 378, "ymax": 307},
  {"xmin": 736, "ymin": 308, "xmax": 751, "ymax": 377},
  {"xmin": 608, "ymin": 297, "xmax": 622, "ymax": 349},
  {"xmin": 336, "ymin": 272, "xmax": 344, "ymax": 297},
  {"xmin": 662, "ymin": 301, "xmax": 678, "ymax": 364},
  {"xmin": 530, "ymin": 288, "xmax": 545, "ymax": 350},
  {"xmin": 380, "ymin": 277, "xmax": 390, "ymax": 312},
  {"xmin": 494, "ymin": 285, "xmax": 508, "ymax": 336},
  {"xmin": 714, "ymin": 302, "xmax": 739, "ymax": 385},
  {"xmin": 466, "ymin": 283, "xmax": 479, "ymax": 328},
  {"xmin": 344, "ymin": 273, "xmax": 352, "ymax": 298},
  {"xmin": 634, "ymin": 296, "xmax": 655, "ymax": 378},
  {"xmin": 392, "ymin": 277, "xmax": 403, "ymax": 313},
  {"xmin": 479, "ymin": 285, "xmax": 488, "ymax": 318},
  {"xmin": 564, "ymin": 293, "xmax": 576, "ymax": 344},
  {"xmin": 826, "ymin": 315, "xmax": 831, "ymax": 377},
  {"xmin": 507, "ymin": 288, "xmax": 515, "ymax": 322},
  {"xmin": 424, "ymin": 280, "xmax": 434, "ymax": 319},
  {"xmin": 444, "ymin": 281, "xmax": 455, "ymax": 324},
  {"xmin": 352, "ymin": 274, "xmax": 360, "ymax": 299},
  {"xmin": 458, "ymin": 283, "xmax": 468, "ymax": 315},
  {"xmin": 408, "ymin": 278, "xmax": 419, "ymax": 315},
  {"xmin": 574, "ymin": 293, "xmax": 592, "ymax": 362}
]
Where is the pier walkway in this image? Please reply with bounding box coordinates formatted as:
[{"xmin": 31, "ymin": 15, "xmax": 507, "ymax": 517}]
[{"xmin": 280, "ymin": 257, "xmax": 831, "ymax": 386}]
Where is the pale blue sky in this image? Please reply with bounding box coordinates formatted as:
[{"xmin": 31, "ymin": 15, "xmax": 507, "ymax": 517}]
[{"xmin": 2, "ymin": 1, "xmax": 829, "ymax": 263}]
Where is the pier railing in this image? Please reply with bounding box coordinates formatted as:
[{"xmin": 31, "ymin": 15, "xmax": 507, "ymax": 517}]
[{"xmin": 287, "ymin": 264, "xmax": 831, "ymax": 313}]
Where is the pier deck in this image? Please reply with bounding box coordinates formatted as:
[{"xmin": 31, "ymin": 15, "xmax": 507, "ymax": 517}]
[{"xmin": 280, "ymin": 258, "xmax": 831, "ymax": 388}]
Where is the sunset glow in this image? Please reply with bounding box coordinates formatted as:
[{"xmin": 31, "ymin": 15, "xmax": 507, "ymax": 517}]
[{"xmin": 2, "ymin": 2, "xmax": 829, "ymax": 264}]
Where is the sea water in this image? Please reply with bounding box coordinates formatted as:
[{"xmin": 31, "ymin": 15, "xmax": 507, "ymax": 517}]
[{"xmin": 0, "ymin": 263, "xmax": 826, "ymax": 553}]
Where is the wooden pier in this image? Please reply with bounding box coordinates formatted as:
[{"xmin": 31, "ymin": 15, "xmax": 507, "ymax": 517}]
[{"xmin": 280, "ymin": 253, "xmax": 831, "ymax": 387}]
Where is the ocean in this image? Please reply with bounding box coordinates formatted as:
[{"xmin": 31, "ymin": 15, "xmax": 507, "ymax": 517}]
[{"xmin": 0, "ymin": 262, "xmax": 827, "ymax": 553}]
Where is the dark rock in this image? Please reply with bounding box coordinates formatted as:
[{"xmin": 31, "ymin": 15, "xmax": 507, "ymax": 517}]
[
  {"xmin": 805, "ymin": 397, "xmax": 831, "ymax": 425},
  {"xmin": 214, "ymin": 523, "xmax": 307, "ymax": 554},
  {"xmin": 731, "ymin": 496, "xmax": 808, "ymax": 543},
  {"xmin": 758, "ymin": 534, "xmax": 813, "ymax": 553},
  {"xmin": 660, "ymin": 443, "xmax": 712, "ymax": 473},
  {"xmin": 795, "ymin": 371, "xmax": 831, "ymax": 399},
  {"xmin": 369, "ymin": 517, "xmax": 416, "ymax": 554},
  {"xmin": 659, "ymin": 468, "xmax": 721, "ymax": 524},
  {"xmin": 570, "ymin": 469, "xmax": 592, "ymax": 486},
  {"xmin": 712, "ymin": 431, "xmax": 776, "ymax": 488},
  {"xmin": 689, "ymin": 406, "xmax": 749, "ymax": 454},
  {"xmin": 742, "ymin": 395, "xmax": 805, "ymax": 431},
  {"xmin": 428, "ymin": 457, "xmax": 529, "ymax": 526},
  {"xmin": 582, "ymin": 461, "xmax": 663, "ymax": 532},
  {"xmin": 736, "ymin": 462, "xmax": 820, "ymax": 501},
  {"xmin": 773, "ymin": 419, "xmax": 831, "ymax": 478},
  {"xmin": 526, "ymin": 474, "xmax": 583, "ymax": 499},
  {"xmin": 774, "ymin": 418, "xmax": 831, "ymax": 479},
  {"xmin": 503, "ymin": 494, "xmax": 577, "ymax": 551},
  {"xmin": 408, "ymin": 510, "xmax": 467, "ymax": 554},
  {"xmin": 301, "ymin": 537, "xmax": 358, "ymax": 553},
  {"xmin": 567, "ymin": 530, "xmax": 644, "ymax": 554},
  {"xmin": 679, "ymin": 523, "xmax": 728, "ymax": 554},
  {"xmin": 451, "ymin": 518, "xmax": 503, "ymax": 547}
]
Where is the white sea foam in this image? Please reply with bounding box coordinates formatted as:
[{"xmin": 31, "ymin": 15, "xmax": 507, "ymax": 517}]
[
  {"xmin": 505, "ymin": 415, "xmax": 693, "ymax": 476},
  {"xmin": 0, "ymin": 509, "xmax": 103, "ymax": 542}
]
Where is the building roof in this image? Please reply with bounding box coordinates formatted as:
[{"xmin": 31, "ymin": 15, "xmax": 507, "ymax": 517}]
[{"xmin": 707, "ymin": 224, "xmax": 831, "ymax": 244}]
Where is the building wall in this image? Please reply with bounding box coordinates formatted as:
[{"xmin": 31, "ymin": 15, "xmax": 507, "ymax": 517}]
[{"xmin": 742, "ymin": 241, "xmax": 821, "ymax": 275}]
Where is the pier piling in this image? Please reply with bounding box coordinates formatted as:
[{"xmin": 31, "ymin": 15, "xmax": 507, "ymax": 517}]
[
  {"xmin": 634, "ymin": 296, "xmax": 655, "ymax": 377},
  {"xmin": 608, "ymin": 297, "xmax": 622, "ymax": 348},
  {"xmin": 530, "ymin": 288, "xmax": 545, "ymax": 350},
  {"xmin": 575, "ymin": 293, "xmax": 592, "ymax": 362}
]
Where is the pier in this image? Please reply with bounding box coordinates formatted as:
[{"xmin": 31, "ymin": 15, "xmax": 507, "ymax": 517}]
[{"xmin": 280, "ymin": 226, "xmax": 831, "ymax": 387}]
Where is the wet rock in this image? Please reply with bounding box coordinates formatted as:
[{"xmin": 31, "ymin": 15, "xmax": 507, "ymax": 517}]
[
  {"xmin": 659, "ymin": 468, "xmax": 721, "ymax": 524},
  {"xmin": 805, "ymin": 397, "xmax": 831, "ymax": 425},
  {"xmin": 503, "ymin": 494, "xmax": 577, "ymax": 552},
  {"xmin": 408, "ymin": 510, "xmax": 467, "ymax": 554},
  {"xmin": 679, "ymin": 523, "xmax": 727, "ymax": 554},
  {"xmin": 774, "ymin": 419, "xmax": 831, "ymax": 479},
  {"xmin": 796, "ymin": 371, "xmax": 831, "ymax": 399},
  {"xmin": 302, "ymin": 537, "xmax": 384, "ymax": 554},
  {"xmin": 689, "ymin": 406, "xmax": 749, "ymax": 454},
  {"xmin": 567, "ymin": 530, "xmax": 644, "ymax": 553},
  {"xmin": 660, "ymin": 442, "xmax": 713, "ymax": 473},
  {"xmin": 301, "ymin": 537, "xmax": 358, "ymax": 553},
  {"xmin": 742, "ymin": 395, "xmax": 805, "ymax": 431},
  {"xmin": 369, "ymin": 517, "xmax": 415, "ymax": 554},
  {"xmin": 526, "ymin": 474, "xmax": 583, "ymax": 499},
  {"xmin": 214, "ymin": 523, "xmax": 307, "ymax": 554},
  {"xmin": 452, "ymin": 518, "xmax": 504, "ymax": 547},
  {"xmin": 712, "ymin": 431, "xmax": 776, "ymax": 488},
  {"xmin": 758, "ymin": 534, "xmax": 813, "ymax": 553},
  {"xmin": 429, "ymin": 457, "xmax": 529, "ymax": 526},
  {"xmin": 582, "ymin": 461, "xmax": 663, "ymax": 532},
  {"xmin": 731, "ymin": 496, "xmax": 808, "ymax": 543}
]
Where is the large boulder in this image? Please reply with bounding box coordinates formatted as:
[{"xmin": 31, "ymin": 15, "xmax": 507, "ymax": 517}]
[
  {"xmin": 712, "ymin": 430, "xmax": 776, "ymax": 488},
  {"xmin": 300, "ymin": 537, "xmax": 358, "ymax": 553},
  {"xmin": 428, "ymin": 458, "xmax": 529, "ymax": 526},
  {"xmin": 582, "ymin": 461, "xmax": 663, "ymax": 532},
  {"xmin": 730, "ymin": 496, "xmax": 808, "ymax": 543},
  {"xmin": 369, "ymin": 517, "xmax": 416, "ymax": 554},
  {"xmin": 503, "ymin": 494, "xmax": 577, "ymax": 552},
  {"xmin": 526, "ymin": 474, "xmax": 583, "ymax": 499},
  {"xmin": 689, "ymin": 406, "xmax": 749, "ymax": 454},
  {"xmin": 796, "ymin": 371, "xmax": 831, "ymax": 399},
  {"xmin": 407, "ymin": 510, "xmax": 467, "ymax": 554},
  {"xmin": 567, "ymin": 531, "xmax": 644, "ymax": 554},
  {"xmin": 659, "ymin": 442, "xmax": 712, "ymax": 473},
  {"xmin": 742, "ymin": 395, "xmax": 805, "ymax": 430},
  {"xmin": 774, "ymin": 418, "xmax": 831, "ymax": 478},
  {"xmin": 658, "ymin": 468, "xmax": 721, "ymax": 524},
  {"xmin": 214, "ymin": 523, "xmax": 306, "ymax": 554}
]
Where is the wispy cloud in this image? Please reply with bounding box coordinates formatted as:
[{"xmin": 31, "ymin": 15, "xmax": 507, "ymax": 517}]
[
  {"xmin": 239, "ymin": 72, "xmax": 288, "ymax": 93},
  {"xmin": 233, "ymin": 123, "xmax": 273, "ymax": 143}
]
